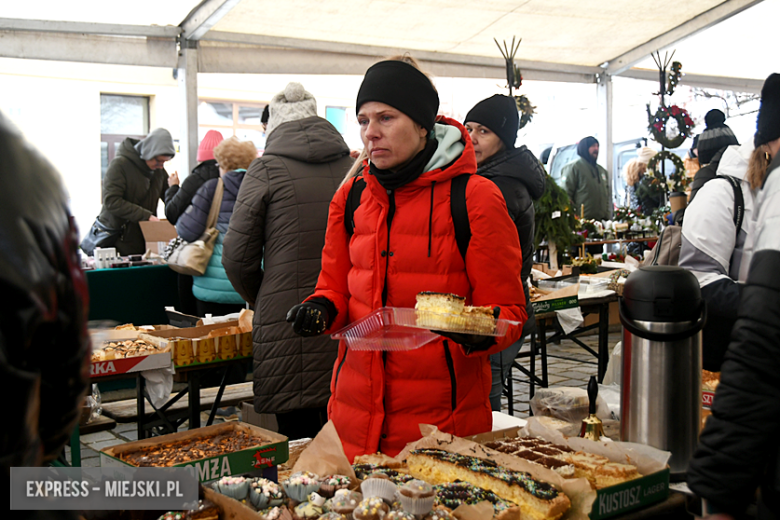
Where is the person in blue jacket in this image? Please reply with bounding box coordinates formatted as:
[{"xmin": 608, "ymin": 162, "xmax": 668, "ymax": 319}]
[{"xmin": 176, "ymin": 137, "xmax": 257, "ymax": 317}]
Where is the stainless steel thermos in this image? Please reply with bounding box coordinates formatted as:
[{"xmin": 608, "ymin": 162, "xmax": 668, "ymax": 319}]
[{"xmin": 619, "ymin": 265, "xmax": 706, "ymax": 479}]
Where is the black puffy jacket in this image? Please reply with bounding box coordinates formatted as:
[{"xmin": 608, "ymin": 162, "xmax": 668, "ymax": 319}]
[
  {"xmin": 477, "ymin": 145, "xmax": 546, "ymax": 333},
  {"xmin": 164, "ymin": 159, "xmax": 220, "ymax": 225},
  {"xmin": 0, "ymin": 113, "xmax": 90, "ymax": 516},
  {"xmin": 687, "ymin": 157, "xmax": 780, "ymax": 519}
]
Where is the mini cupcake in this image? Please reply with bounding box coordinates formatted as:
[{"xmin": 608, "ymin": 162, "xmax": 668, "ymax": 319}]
[
  {"xmin": 353, "ymin": 497, "xmax": 390, "ymax": 520},
  {"xmin": 386, "ymin": 512, "xmax": 415, "ymax": 520},
  {"xmin": 331, "ymin": 490, "xmax": 363, "ymax": 520},
  {"xmin": 259, "ymin": 506, "xmax": 294, "ymax": 520},
  {"xmin": 320, "ymin": 475, "xmax": 352, "ymax": 498},
  {"xmin": 360, "ymin": 473, "xmax": 397, "ymax": 504},
  {"xmin": 291, "ymin": 492, "xmax": 326, "ymax": 520},
  {"xmin": 396, "ymin": 479, "xmax": 434, "ymax": 515},
  {"xmin": 320, "ymin": 513, "xmax": 348, "ymax": 520},
  {"xmin": 249, "ymin": 478, "xmax": 287, "ymax": 510},
  {"xmin": 283, "ymin": 471, "xmax": 321, "ymax": 503},
  {"xmin": 158, "ymin": 513, "xmax": 185, "ymax": 520},
  {"xmin": 213, "ymin": 476, "xmax": 249, "ymax": 501},
  {"xmin": 423, "ymin": 508, "xmax": 456, "ymax": 520}
]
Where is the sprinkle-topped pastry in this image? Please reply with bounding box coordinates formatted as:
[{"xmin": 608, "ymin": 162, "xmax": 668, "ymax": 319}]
[
  {"xmin": 353, "ymin": 497, "xmax": 390, "ymax": 520},
  {"xmin": 433, "ymin": 482, "xmax": 513, "ymax": 513},
  {"xmin": 158, "ymin": 513, "xmax": 185, "ymax": 520},
  {"xmin": 386, "ymin": 512, "xmax": 415, "ymax": 520},
  {"xmin": 250, "ymin": 478, "xmax": 286, "ymax": 509},
  {"xmin": 397, "ymin": 479, "xmax": 434, "ymax": 515},
  {"xmin": 320, "ymin": 475, "xmax": 352, "ymax": 498},
  {"xmin": 283, "ymin": 471, "xmax": 322, "ymax": 502},
  {"xmin": 213, "ymin": 475, "xmax": 249, "ymax": 501},
  {"xmin": 422, "ymin": 509, "xmax": 456, "ymax": 520},
  {"xmin": 331, "ymin": 489, "xmax": 363, "ymax": 517},
  {"xmin": 406, "ymin": 449, "xmax": 570, "ymax": 520},
  {"xmin": 352, "ymin": 464, "xmax": 414, "ymax": 485},
  {"xmin": 258, "ymin": 506, "xmax": 293, "ymax": 520}
]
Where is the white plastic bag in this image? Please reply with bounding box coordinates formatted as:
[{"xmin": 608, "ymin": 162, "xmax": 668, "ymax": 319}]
[
  {"xmin": 602, "ymin": 341, "xmax": 622, "ymax": 386},
  {"xmin": 530, "ymin": 387, "xmax": 610, "ymax": 423},
  {"xmin": 142, "ymin": 365, "xmax": 175, "ymax": 409}
]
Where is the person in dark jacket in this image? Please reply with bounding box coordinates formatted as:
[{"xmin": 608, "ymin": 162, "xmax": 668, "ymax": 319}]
[
  {"xmin": 222, "ymin": 83, "xmax": 352, "ymax": 440},
  {"xmin": 464, "ymin": 94, "xmax": 545, "ymax": 411},
  {"xmin": 176, "ymin": 137, "xmax": 257, "ymax": 317},
  {"xmin": 96, "ymin": 128, "xmax": 175, "ymax": 255},
  {"xmin": 0, "ymin": 112, "xmax": 90, "ymax": 518},
  {"xmin": 688, "ymin": 109, "xmax": 739, "ymax": 204},
  {"xmin": 165, "ymin": 130, "xmax": 224, "ymax": 315},
  {"xmin": 563, "ymin": 136, "xmax": 611, "ymax": 220},
  {"xmin": 687, "ymin": 73, "xmax": 780, "ymax": 520}
]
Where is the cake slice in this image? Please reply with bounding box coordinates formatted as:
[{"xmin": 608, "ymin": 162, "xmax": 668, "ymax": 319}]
[
  {"xmin": 406, "ymin": 449, "xmax": 570, "ymax": 520},
  {"xmin": 415, "ymin": 292, "xmax": 467, "ymax": 329}
]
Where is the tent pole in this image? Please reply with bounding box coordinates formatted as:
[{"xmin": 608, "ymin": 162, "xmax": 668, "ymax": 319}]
[
  {"xmin": 178, "ymin": 40, "xmax": 199, "ymax": 178},
  {"xmin": 597, "ymin": 73, "xmax": 614, "ymax": 218}
]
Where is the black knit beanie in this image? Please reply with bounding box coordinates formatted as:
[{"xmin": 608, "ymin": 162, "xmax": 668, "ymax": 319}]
[
  {"xmin": 755, "ymin": 73, "xmax": 780, "ymax": 148},
  {"xmin": 696, "ymin": 109, "xmax": 739, "ymax": 165},
  {"xmin": 464, "ymin": 95, "xmax": 519, "ymax": 149},
  {"xmin": 356, "ymin": 60, "xmax": 439, "ymax": 131}
]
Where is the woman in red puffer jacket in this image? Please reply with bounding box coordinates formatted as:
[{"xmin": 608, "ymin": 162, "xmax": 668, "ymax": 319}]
[{"xmin": 287, "ymin": 57, "xmax": 526, "ymax": 460}]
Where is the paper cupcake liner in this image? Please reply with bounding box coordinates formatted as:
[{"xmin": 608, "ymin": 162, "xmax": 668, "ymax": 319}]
[
  {"xmin": 360, "ymin": 479, "xmax": 398, "ymax": 503},
  {"xmin": 397, "ymin": 494, "xmax": 434, "ymax": 516},
  {"xmin": 284, "ymin": 483, "xmax": 321, "ymax": 503}
]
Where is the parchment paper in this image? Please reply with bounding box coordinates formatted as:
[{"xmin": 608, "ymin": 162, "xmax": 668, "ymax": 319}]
[{"xmin": 291, "ymin": 421, "xmax": 356, "ymax": 481}]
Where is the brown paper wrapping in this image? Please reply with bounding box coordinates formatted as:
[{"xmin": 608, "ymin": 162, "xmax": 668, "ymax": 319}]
[
  {"xmin": 396, "ymin": 425, "xmax": 596, "ymax": 520},
  {"xmin": 291, "ymin": 421, "xmax": 357, "ymax": 481}
]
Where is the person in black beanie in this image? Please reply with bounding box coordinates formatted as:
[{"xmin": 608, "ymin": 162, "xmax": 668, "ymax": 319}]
[
  {"xmin": 464, "ymin": 94, "xmax": 545, "ymax": 411},
  {"xmin": 688, "ymin": 109, "xmax": 740, "ymax": 203},
  {"xmin": 285, "ymin": 56, "xmax": 527, "ymax": 459},
  {"xmin": 562, "ymin": 136, "xmax": 611, "ymax": 220}
]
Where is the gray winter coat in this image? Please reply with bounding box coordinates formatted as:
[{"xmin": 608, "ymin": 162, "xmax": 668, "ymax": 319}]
[{"xmin": 222, "ymin": 116, "xmax": 352, "ymax": 414}]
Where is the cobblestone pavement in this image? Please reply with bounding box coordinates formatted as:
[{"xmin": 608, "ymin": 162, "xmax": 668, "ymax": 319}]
[{"xmin": 65, "ymin": 332, "xmax": 621, "ymax": 466}]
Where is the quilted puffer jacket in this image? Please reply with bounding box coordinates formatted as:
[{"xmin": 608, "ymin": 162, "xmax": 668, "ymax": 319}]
[{"xmin": 308, "ymin": 117, "xmax": 527, "ymax": 460}]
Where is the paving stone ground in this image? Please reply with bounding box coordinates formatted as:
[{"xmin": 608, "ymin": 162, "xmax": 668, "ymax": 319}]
[{"xmin": 65, "ymin": 331, "xmax": 622, "ymax": 466}]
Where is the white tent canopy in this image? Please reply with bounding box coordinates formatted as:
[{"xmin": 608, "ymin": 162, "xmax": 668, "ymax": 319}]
[{"xmin": 0, "ymin": 0, "xmax": 774, "ymax": 172}]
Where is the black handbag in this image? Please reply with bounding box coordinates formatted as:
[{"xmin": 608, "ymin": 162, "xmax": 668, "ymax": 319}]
[{"xmin": 80, "ymin": 218, "xmax": 123, "ymax": 256}]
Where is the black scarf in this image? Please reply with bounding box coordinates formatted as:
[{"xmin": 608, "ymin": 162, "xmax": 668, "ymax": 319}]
[{"xmin": 369, "ymin": 139, "xmax": 438, "ymax": 191}]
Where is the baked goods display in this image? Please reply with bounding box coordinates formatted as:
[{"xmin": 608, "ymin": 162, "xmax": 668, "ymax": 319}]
[
  {"xmin": 433, "ymin": 482, "xmax": 514, "ymax": 513},
  {"xmin": 415, "ymin": 292, "xmax": 496, "ymax": 334},
  {"xmin": 187, "ymin": 499, "xmax": 220, "ymax": 520},
  {"xmin": 91, "ymin": 339, "xmax": 166, "ymax": 361},
  {"xmin": 352, "ymin": 463, "xmax": 414, "ymax": 485},
  {"xmin": 484, "ymin": 437, "xmax": 642, "ymax": 490},
  {"xmin": 702, "ymin": 370, "xmax": 720, "ymax": 392},
  {"xmin": 406, "ymin": 448, "xmax": 570, "ymax": 520},
  {"xmin": 119, "ymin": 431, "xmax": 270, "ymax": 467}
]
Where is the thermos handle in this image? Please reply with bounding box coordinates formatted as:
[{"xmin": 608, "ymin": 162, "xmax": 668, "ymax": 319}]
[
  {"xmin": 587, "ymin": 376, "xmax": 598, "ymax": 415},
  {"xmin": 619, "ymin": 299, "xmax": 707, "ymax": 342}
]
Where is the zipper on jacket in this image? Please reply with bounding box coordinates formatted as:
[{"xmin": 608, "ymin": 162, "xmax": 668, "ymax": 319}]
[
  {"xmin": 428, "ymin": 181, "xmax": 436, "ymax": 257},
  {"xmin": 333, "ymin": 349, "xmax": 349, "ymax": 393},
  {"xmin": 381, "ymin": 189, "xmax": 396, "ymax": 307},
  {"xmin": 443, "ymin": 340, "xmax": 457, "ymax": 411}
]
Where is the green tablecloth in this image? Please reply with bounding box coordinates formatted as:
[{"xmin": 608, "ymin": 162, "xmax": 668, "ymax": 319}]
[{"xmin": 86, "ymin": 264, "xmax": 179, "ymax": 325}]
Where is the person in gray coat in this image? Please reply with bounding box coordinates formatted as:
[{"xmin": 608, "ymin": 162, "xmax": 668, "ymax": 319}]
[
  {"xmin": 96, "ymin": 128, "xmax": 175, "ymax": 255},
  {"xmin": 222, "ymin": 83, "xmax": 352, "ymax": 440}
]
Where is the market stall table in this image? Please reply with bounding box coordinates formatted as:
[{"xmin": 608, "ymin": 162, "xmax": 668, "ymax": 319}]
[{"xmin": 86, "ymin": 264, "xmax": 179, "ymax": 325}]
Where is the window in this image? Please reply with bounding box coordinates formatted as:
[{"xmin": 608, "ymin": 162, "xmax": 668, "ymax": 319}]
[
  {"xmin": 100, "ymin": 95, "xmax": 150, "ymax": 185},
  {"xmin": 198, "ymin": 100, "xmax": 267, "ymax": 152},
  {"xmin": 326, "ymin": 106, "xmax": 347, "ymax": 134}
]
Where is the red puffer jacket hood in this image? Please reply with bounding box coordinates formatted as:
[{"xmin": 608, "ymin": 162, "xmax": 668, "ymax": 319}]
[{"xmin": 309, "ymin": 116, "xmax": 526, "ymax": 460}]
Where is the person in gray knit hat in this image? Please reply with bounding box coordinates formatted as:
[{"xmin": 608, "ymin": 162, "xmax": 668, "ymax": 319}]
[
  {"xmin": 265, "ymin": 82, "xmax": 318, "ymax": 136},
  {"xmin": 88, "ymin": 128, "xmax": 175, "ymax": 255},
  {"xmin": 222, "ymin": 82, "xmax": 352, "ymax": 441}
]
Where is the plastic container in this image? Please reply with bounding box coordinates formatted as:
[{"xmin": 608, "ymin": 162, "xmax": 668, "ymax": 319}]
[{"xmin": 331, "ymin": 308, "xmax": 439, "ymax": 351}]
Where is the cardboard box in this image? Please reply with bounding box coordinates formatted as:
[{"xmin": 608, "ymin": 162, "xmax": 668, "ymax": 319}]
[
  {"xmin": 139, "ymin": 220, "xmax": 177, "ymax": 255},
  {"xmin": 241, "ymin": 401, "xmax": 279, "ymax": 432},
  {"xmin": 140, "ymin": 321, "xmax": 252, "ymax": 367},
  {"xmin": 470, "ymin": 428, "xmax": 670, "ymax": 520},
  {"xmin": 90, "ymin": 329, "xmax": 173, "ymax": 378},
  {"xmin": 100, "ymin": 422, "xmax": 288, "ymax": 483},
  {"xmin": 533, "ymin": 263, "xmax": 574, "ymax": 277},
  {"xmin": 531, "ymin": 282, "xmax": 580, "ymax": 314}
]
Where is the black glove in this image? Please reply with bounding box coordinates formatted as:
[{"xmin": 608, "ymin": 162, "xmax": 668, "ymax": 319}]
[
  {"xmin": 434, "ymin": 307, "xmax": 501, "ymax": 353},
  {"xmin": 286, "ymin": 302, "xmax": 330, "ymax": 337}
]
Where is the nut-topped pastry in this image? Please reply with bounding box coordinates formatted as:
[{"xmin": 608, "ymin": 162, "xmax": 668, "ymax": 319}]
[
  {"xmin": 396, "ymin": 479, "xmax": 434, "ymax": 515},
  {"xmin": 120, "ymin": 430, "xmax": 269, "ymax": 467}
]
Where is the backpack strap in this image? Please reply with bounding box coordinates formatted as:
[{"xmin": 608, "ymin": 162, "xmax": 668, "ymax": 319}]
[
  {"xmin": 716, "ymin": 175, "xmax": 744, "ymax": 238},
  {"xmin": 344, "ymin": 176, "xmax": 366, "ymax": 236},
  {"xmin": 450, "ymin": 174, "xmax": 471, "ymax": 261}
]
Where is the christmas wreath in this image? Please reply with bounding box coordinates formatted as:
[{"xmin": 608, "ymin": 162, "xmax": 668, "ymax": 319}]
[
  {"xmin": 648, "ymin": 150, "xmax": 688, "ymax": 193},
  {"xmin": 647, "ymin": 104, "xmax": 695, "ymax": 148},
  {"xmin": 515, "ymin": 94, "xmax": 535, "ymax": 130}
]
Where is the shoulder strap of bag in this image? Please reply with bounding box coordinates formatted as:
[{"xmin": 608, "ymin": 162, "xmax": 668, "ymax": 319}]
[
  {"xmin": 205, "ymin": 178, "xmax": 224, "ymax": 230},
  {"xmin": 344, "ymin": 176, "xmax": 366, "ymax": 237},
  {"xmin": 716, "ymin": 175, "xmax": 744, "ymax": 238},
  {"xmin": 450, "ymin": 174, "xmax": 471, "ymax": 261},
  {"xmin": 343, "ymin": 173, "xmax": 472, "ymax": 261}
]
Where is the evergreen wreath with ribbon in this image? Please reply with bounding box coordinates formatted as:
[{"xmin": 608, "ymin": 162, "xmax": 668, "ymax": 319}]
[
  {"xmin": 647, "ymin": 104, "xmax": 695, "ymax": 149},
  {"xmin": 648, "ymin": 150, "xmax": 688, "ymax": 193}
]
